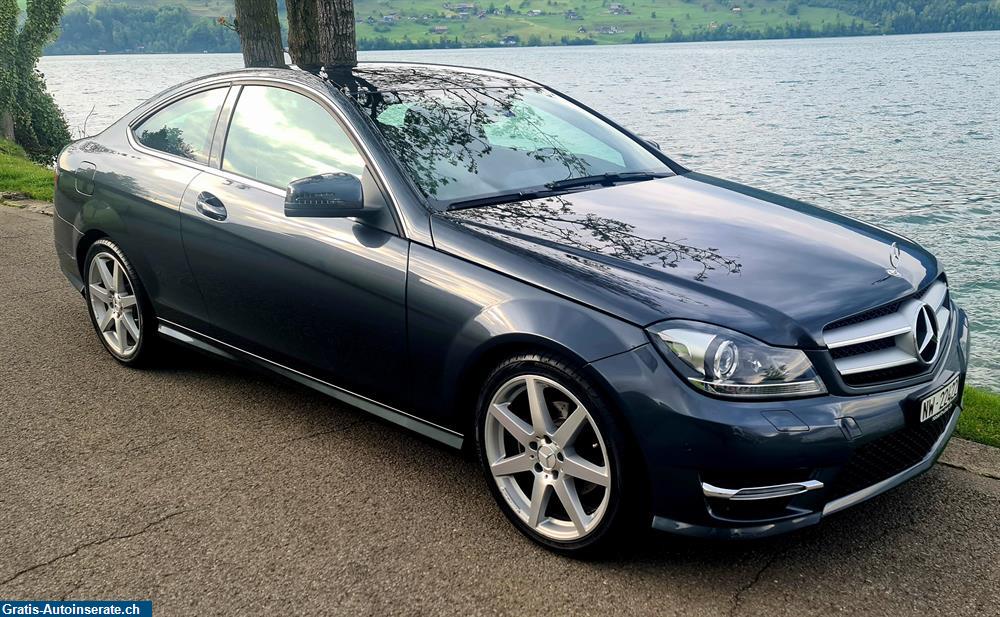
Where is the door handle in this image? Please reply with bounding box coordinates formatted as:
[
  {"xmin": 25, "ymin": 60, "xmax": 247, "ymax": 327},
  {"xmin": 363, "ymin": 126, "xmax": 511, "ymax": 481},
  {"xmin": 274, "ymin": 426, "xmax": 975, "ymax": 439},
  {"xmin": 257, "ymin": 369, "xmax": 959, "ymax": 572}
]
[{"xmin": 196, "ymin": 192, "xmax": 227, "ymax": 221}]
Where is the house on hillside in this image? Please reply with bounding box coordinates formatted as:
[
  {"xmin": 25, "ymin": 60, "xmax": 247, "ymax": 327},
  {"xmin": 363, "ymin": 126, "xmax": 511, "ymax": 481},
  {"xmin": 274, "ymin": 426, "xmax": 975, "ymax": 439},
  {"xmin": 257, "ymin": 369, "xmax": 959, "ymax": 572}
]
[
  {"xmin": 608, "ymin": 3, "xmax": 630, "ymax": 15},
  {"xmin": 430, "ymin": 25, "xmax": 450, "ymax": 33},
  {"xmin": 528, "ymin": 9, "xmax": 542, "ymax": 15},
  {"xmin": 445, "ymin": 2, "xmax": 477, "ymax": 14},
  {"xmin": 731, "ymin": 6, "xmax": 742, "ymax": 13}
]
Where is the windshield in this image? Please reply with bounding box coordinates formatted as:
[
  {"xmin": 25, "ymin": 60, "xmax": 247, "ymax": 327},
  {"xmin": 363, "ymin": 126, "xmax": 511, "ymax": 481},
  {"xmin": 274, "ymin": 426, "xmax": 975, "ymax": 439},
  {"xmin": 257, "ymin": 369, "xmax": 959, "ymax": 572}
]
[{"xmin": 347, "ymin": 87, "xmax": 672, "ymax": 210}]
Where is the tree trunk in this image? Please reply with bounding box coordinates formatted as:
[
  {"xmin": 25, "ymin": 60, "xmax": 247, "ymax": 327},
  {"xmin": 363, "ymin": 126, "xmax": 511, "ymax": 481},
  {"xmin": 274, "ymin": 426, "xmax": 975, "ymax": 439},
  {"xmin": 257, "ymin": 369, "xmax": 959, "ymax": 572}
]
[
  {"xmin": 233, "ymin": 0, "xmax": 286, "ymax": 68},
  {"xmin": 286, "ymin": 0, "xmax": 322, "ymax": 73},
  {"xmin": 316, "ymin": 0, "xmax": 357, "ymax": 72},
  {"xmin": 1, "ymin": 111, "xmax": 13, "ymax": 141}
]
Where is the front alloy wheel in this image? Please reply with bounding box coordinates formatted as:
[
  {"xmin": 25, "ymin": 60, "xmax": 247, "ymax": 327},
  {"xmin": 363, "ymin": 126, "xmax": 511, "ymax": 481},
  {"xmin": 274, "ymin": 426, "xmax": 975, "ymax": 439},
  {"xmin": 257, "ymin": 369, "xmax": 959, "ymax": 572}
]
[{"xmin": 478, "ymin": 355, "xmax": 635, "ymax": 554}]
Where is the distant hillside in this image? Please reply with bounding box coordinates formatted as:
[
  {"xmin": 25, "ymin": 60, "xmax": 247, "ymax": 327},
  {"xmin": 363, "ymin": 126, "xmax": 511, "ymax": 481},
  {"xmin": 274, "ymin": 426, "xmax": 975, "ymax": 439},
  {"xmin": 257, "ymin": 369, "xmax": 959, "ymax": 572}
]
[{"xmin": 41, "ymin": 0, "xmax": 1000, "ymax": 54}]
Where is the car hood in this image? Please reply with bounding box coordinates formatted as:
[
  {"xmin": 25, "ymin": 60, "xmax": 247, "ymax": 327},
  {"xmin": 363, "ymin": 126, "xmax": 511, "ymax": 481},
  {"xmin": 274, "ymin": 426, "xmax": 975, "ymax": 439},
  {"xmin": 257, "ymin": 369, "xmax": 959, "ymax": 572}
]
[{"xmin": 432, "ymin": 172, "xmax": 939, "ymax": 347}]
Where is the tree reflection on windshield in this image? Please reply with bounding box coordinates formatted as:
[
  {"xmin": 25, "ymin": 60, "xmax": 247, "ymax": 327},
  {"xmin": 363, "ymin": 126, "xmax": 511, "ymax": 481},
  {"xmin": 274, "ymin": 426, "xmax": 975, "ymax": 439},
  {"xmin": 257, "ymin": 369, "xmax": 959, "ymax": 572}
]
[{"xmin": 333, "ymin": 68, "xmax": 668, "ymax": 207}]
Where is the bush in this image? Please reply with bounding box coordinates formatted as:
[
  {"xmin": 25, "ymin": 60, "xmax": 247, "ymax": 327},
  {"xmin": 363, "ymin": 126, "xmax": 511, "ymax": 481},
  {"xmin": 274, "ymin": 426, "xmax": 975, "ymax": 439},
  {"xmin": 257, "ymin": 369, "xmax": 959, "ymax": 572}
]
[{"xmin": 13, "ymin": 70, "xmax": 71, "ymax": 164}]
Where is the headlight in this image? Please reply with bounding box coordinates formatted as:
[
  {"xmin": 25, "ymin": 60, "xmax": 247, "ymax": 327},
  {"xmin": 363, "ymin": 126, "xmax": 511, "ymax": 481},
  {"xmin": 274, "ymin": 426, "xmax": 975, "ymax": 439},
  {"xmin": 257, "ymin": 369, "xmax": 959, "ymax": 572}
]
[{"xmin": 647, "ymin": 321, "xmax": 826, "ymax": 398}]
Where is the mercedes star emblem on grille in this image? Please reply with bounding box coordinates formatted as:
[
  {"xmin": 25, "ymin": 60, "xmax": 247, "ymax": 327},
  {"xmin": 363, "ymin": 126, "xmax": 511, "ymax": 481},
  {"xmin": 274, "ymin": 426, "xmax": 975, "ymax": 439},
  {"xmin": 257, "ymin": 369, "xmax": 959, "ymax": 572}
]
[{"xmin": 913, "ymin": 302, "xmax": 940, "ymax": 364}]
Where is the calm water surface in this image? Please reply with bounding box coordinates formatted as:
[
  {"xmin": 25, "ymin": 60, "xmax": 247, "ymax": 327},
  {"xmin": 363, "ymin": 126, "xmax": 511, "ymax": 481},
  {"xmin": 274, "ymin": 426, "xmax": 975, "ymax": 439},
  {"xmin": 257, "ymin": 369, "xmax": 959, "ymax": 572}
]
[{"xmin": 39, "ymin": 32, "xmax": 1000, "ymax": 388}]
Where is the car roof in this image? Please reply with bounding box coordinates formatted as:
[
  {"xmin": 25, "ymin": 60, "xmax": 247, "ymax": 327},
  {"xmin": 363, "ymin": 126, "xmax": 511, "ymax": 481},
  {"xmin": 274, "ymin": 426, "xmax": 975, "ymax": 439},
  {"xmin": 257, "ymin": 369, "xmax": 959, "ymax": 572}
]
[
  {"xmin": 333, "ymin": 62, "xmax": 539, "ymax": 91},
  {"xmin": 184, "ymin": 62, "xmax": 539, "ymax": 94},
  {"xmin": 129, "ymin": 63, "xmax": 539, "ymax": 129}
]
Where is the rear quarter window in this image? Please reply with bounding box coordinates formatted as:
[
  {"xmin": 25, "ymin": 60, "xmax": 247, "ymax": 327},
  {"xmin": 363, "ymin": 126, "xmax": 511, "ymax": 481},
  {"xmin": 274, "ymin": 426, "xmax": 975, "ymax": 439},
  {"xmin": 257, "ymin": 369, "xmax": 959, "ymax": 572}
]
[{"xmin": 133, "ymin": 88, "xmax": 227, "ymax": 164}]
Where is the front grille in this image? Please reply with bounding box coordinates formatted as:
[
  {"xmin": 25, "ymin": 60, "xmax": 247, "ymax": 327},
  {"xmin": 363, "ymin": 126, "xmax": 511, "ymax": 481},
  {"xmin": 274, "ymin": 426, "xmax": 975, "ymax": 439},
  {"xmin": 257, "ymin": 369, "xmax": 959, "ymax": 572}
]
[
  {"xmin": 826, "ymin": 299, "xmax": 905, "ymax": 332},
  {"xmin": 842, "ymin": 364, "xmax": 927, "ymax": 387},
  {"xmin": 826, "ymin": 407, "xmax": 955, "ymax": 501},
  {"xmin": 823, "ymin": 278, "xmax": 950, "ymax": 387},
  {"xmin": 830, "ymin": 337, "xmax": 896, "ymax": 360}
]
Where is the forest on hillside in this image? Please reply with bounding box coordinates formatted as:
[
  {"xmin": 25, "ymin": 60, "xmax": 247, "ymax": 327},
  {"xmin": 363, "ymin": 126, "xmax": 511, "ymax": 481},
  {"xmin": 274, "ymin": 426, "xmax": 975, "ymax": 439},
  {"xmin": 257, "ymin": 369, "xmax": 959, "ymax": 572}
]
[{"xmin": 42, "ymin": 0, "xmax": 1000, "ymax": 55}]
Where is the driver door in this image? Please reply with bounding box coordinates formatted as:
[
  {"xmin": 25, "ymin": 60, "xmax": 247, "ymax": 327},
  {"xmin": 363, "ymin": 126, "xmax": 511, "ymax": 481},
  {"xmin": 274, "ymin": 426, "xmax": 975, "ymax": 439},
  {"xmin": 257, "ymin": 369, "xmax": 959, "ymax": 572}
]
[{"xmin": 179, "ymin": 83, "xmax": 410, "ymax": 409}]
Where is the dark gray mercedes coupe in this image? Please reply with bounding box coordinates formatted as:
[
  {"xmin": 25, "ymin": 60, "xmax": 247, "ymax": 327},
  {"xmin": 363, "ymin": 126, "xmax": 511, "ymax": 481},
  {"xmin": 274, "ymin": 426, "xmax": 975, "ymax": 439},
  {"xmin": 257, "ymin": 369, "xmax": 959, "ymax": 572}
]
[{"xmin": 53, "ymin": 63, "xmax": 969, "ymax": 554}]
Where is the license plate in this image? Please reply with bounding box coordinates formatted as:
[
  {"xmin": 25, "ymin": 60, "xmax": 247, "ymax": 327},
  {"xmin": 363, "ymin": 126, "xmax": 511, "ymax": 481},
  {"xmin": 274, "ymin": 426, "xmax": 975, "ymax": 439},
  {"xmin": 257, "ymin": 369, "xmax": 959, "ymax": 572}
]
[{"xmin": 919, "ymin": 376, "xmax": 960, "ymax": 423}]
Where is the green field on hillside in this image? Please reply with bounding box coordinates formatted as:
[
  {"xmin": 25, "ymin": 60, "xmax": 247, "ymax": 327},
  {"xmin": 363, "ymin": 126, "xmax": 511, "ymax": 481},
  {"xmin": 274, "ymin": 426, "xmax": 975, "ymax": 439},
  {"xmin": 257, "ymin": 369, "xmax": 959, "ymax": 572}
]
[
  {"xmin": 354, "ymin": 0, "xmax": 864, "ymax": 46},
  {"xmin": 35, "ymin": 0, "xmax": 868, "ymax": 48}
]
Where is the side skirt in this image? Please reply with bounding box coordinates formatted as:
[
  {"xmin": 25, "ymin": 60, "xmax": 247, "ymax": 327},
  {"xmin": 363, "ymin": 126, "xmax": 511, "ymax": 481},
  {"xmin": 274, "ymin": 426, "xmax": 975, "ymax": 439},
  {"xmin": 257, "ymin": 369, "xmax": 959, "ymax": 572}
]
[{"xmin": 157, "ymin": 319, "xmax": 465, "ymax": 449}]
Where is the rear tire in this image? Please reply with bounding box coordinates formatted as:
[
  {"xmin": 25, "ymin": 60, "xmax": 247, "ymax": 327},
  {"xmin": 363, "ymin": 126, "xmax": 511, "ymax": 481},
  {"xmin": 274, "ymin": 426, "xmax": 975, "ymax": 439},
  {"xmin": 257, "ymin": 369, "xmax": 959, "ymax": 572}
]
[
  {"xmin": 475, "ymin": 352, "xmax": 641, "ymax": 556},
  {"xmin": 83, "ymin": 239, "xmax": 157, "ymax": 366}
]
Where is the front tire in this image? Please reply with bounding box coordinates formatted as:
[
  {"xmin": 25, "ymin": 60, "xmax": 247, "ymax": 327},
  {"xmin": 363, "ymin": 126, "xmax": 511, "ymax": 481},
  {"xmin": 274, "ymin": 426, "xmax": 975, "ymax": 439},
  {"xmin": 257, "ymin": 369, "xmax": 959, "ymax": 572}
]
[
  {"xmin": 475, "ymin": 352, "xmax": 638, "ymax": 555},
  {"xmin": 83, "ymin": 239, "xmax": 156, "ymax": 365}
]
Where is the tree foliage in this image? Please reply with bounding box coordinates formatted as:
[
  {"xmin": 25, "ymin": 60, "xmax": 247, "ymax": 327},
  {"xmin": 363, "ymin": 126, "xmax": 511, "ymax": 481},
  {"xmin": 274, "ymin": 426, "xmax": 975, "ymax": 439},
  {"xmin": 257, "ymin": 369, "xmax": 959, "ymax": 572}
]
[
  {"xmin": 810, "ymin": 0, "xmax": 1000, "ymax": 32},
  {"xmin": 47, "ymin": 5, "xmax": 240, "ymax": 54},
  {"xmin": 0, "ymin": 0, "xmax": 71, "ymax": 163}
]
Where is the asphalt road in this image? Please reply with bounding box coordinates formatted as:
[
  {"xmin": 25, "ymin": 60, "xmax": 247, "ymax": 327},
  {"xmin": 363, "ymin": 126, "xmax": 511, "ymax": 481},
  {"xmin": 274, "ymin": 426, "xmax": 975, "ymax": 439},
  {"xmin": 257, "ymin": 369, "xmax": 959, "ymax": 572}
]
[{"xmin": 1, "ymin": 205, "xmax": 998, "ymax": 616}]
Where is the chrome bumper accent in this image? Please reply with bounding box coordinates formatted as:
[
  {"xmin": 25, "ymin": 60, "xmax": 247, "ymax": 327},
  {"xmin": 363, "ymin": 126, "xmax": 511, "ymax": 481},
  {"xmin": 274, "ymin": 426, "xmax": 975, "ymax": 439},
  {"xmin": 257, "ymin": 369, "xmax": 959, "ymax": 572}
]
[{"xmin": 702, "ymin": 479, "xmax": 824, "ymax": 501}]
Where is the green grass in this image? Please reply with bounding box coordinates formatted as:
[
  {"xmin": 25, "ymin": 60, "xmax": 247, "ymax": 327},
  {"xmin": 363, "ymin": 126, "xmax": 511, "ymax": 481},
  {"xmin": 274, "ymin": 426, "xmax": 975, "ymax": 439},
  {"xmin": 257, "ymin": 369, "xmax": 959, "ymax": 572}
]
[
  {"xmin": 0, "ymin": 139, "xmax": 55, "ymax": 202},
  {"xmin": 958, "ymin": 386, "xmax": 1000, "ymax": 448}
]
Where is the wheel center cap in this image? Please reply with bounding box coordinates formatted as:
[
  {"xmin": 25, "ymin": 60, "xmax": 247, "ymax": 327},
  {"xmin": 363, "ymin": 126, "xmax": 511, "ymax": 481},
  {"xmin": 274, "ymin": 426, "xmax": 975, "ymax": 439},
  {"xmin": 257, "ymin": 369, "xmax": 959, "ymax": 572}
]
[{"xmin": 537, "ymin": 444, "xmax": 558, "ymax": 471}]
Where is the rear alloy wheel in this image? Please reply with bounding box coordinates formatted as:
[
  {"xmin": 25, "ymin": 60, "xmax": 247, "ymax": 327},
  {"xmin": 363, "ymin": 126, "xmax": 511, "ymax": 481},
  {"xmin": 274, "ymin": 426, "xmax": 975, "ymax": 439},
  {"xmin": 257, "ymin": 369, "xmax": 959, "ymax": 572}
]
[
  {"xmin": 84, "ymin": 240, "xmax": 154, "ymax": 364},
  {"xmin": 478, "ymin": 355, "xmax": 635, "ymax": 554}
]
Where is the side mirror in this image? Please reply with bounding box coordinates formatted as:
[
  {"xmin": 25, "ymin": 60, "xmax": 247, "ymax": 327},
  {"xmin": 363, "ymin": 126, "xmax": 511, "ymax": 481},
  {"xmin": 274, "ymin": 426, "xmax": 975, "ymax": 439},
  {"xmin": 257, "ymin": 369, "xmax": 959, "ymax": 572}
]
[
  {"xmin": 642, "ymin": 137, "xmax": 661, "ymax": 151},
  {"xmin": 284, "ymin": 172, "xmax": 366, "ymax": 218}
]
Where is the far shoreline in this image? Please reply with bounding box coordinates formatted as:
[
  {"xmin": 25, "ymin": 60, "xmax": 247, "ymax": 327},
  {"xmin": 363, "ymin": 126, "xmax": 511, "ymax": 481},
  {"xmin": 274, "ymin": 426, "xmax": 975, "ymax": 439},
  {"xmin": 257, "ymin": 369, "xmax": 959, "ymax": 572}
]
[{"xmin": 40, "ymin": 28, "xmax": 1000, "ymax": 58}]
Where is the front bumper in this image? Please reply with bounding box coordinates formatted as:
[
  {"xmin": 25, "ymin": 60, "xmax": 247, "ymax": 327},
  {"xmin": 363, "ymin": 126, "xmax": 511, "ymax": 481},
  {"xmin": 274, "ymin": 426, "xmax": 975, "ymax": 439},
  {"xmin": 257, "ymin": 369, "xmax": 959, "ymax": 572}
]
[{"xmin": 588, "ymin": 306, "xmax": 969, "ymax": 540}]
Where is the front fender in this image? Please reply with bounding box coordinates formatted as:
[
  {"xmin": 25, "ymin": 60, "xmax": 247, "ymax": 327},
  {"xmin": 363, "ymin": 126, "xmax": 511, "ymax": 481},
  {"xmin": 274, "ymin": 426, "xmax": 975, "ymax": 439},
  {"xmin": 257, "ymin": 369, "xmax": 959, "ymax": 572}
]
[{"xmin": 407, "ymin": 243, "xmax": 645, "ymax": 430}]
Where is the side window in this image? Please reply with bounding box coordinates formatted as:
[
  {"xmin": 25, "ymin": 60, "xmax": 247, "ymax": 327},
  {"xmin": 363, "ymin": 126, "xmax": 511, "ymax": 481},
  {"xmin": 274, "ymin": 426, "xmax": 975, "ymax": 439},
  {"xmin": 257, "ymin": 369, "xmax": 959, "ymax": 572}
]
[
  {"xmin": 133, "ymin": 88, "xmax": 227, "ymax": 164},
  {"xmin": 222, "ymin": 86, "xmax": 365, "ymax": 188}
]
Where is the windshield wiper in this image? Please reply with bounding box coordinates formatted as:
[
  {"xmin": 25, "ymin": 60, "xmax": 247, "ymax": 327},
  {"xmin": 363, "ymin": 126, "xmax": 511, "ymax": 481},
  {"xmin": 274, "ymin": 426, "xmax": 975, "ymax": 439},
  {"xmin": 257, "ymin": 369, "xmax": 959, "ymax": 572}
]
[
  {"xmin": 445, "ymin": 171, "xmax": 672, "ymax": 211},
  {"xmin": 446, "ymin": 190, "xmax": 548, "ymax": 211},
  {"xmin": 544, "ymin": 171, "xmax": 670, "ymax": 191}
]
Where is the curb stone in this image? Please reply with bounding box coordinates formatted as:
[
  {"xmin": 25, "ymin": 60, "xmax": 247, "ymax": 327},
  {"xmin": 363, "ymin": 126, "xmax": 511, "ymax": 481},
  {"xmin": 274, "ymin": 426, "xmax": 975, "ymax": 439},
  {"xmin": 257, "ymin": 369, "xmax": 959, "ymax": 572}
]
[
  {"xmin": 939, "ymin": 437, "xmax": 1000, "ymax": 480},
  {"xmin": 0, "ymin": 198, "xmax": 53, "ymax": 216}
]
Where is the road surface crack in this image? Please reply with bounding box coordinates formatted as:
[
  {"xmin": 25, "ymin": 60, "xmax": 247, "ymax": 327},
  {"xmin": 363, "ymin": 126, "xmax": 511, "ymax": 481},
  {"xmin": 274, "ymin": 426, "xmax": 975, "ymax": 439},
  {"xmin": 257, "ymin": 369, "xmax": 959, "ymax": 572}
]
[
  {"xmin": 280, "ymin": 419, "xmax": 365, "ymax": 445},
  {"xmin": 729, "ymin": 547, "xmax": 787, "ymax": 617},
  {"xmin": 0, "ymin": 509, "xmax": 193, "ymax": 588}
]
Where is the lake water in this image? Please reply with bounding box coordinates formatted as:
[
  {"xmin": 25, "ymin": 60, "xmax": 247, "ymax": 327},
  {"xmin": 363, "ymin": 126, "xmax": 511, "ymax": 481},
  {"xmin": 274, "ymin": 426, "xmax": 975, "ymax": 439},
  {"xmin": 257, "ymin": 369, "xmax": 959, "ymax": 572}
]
[{"xmin": 39, "ymin": 32, "xmax": 1000, "ymax": 389}]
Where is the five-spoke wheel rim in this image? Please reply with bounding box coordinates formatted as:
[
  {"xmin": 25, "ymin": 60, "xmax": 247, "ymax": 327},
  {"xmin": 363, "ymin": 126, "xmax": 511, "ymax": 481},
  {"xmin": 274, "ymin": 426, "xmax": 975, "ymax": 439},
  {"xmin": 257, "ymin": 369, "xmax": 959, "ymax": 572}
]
[
  {"xmin": 485, "ymin": 375, "xmax": 611, "ymax": 541},
  {"xmin": 88, "ymin": 252, "xmax": 141, "ymax": 357}
]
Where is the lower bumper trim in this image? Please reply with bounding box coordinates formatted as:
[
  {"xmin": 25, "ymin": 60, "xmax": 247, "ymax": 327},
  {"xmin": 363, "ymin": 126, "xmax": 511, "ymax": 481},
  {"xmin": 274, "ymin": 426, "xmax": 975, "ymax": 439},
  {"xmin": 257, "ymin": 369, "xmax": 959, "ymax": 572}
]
[
  {"xmin": 651, "ymin": 511, "xmax": 823, "ymax": 540},
  {"xmin": 702, "ymin": 479, "xmax": 823, "ymax": 501}
]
